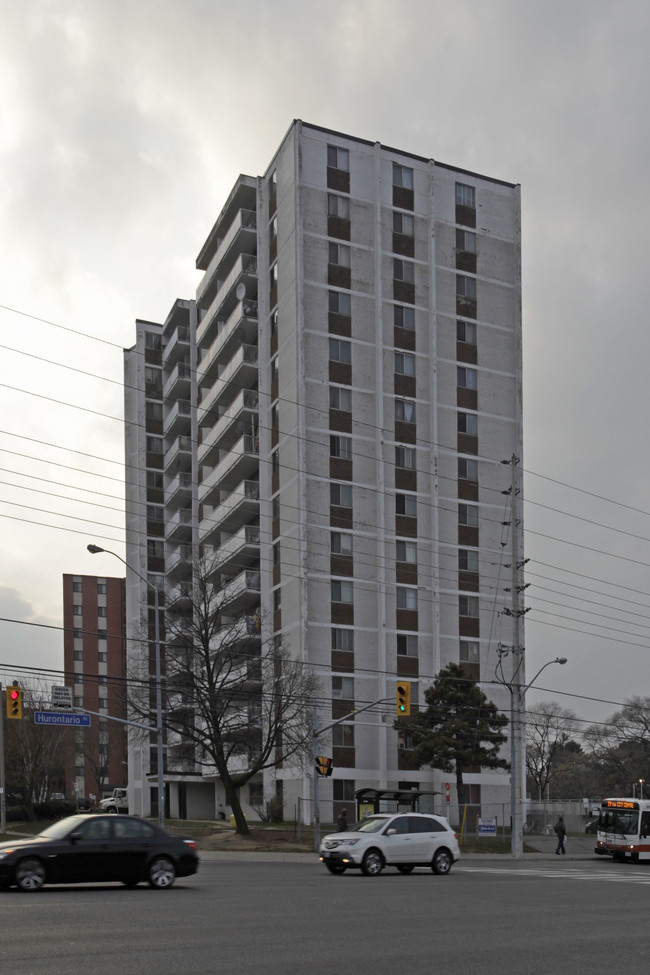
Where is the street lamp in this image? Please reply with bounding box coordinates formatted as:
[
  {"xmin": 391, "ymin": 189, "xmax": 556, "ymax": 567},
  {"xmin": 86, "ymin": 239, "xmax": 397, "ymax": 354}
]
[
  {"xmin": 509, "ymin": 655, "xmax": 567, "ymax": 858},
  {"xmin": 87, "ymin": 544, "xmax": 165, "ymax": 826}
]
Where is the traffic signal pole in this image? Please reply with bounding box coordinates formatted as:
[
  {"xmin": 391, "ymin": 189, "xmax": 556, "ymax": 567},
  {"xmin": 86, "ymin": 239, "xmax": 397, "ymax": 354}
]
[{"xmin": 0, "ymin": 683, "xmax": 6, "ymax": 834}]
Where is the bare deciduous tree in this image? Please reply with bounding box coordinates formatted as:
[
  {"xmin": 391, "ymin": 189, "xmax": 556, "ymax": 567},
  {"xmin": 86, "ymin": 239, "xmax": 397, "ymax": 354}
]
[{"xmin": 525, "ymin": 701, "xmax": 579, "ymax": 800}]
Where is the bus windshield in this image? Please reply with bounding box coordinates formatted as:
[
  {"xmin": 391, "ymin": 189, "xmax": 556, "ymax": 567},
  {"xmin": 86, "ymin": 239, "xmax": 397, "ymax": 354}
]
[{"xmin": 599, "ymin": 808, "xmax": 639, "ymax": 835}]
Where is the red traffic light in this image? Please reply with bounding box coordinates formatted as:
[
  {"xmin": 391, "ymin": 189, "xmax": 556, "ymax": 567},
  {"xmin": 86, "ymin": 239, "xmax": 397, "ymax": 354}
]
[{"xmin": 9, "ymin": 689, "xmax": 19, "ymax": 700}]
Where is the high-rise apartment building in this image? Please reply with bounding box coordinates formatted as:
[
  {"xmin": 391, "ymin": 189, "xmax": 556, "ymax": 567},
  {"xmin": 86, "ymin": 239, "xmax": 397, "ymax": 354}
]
[
  {"xmin": 62, "ymin": 573, "xmax": 127, "ymax": 803},
  {"xmin": 124, "ymin": 121, "xmax": 523, "ymax": 824}
]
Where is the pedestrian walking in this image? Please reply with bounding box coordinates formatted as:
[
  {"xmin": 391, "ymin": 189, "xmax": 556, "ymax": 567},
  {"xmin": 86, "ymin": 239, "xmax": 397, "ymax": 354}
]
[
  {"xmin": 336, "ymin": 808, "xmax": 348, "ymax": 832},
  {"xmin": 554, "ymin": 816, "xmax": 567, "ymax": 855}
]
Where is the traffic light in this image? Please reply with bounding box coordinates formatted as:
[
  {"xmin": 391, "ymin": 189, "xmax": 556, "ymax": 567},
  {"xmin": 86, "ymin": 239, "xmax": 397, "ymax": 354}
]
[
  {"xmin": 6, "ymin": 683, "xmax": 22, "ymax": 720},
  {"xmin": 315, "ymin": 756, "xmax": 333, "ymax": 777},
  {"xmin": 396, "ymin": 681, "xmax": 411, "ymax": 716}
]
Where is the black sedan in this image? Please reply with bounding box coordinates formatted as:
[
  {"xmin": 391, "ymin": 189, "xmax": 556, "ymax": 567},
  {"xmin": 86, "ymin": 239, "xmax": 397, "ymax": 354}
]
[{"xmin": 0, "ymin": 814, "xmax": 199, "ymax": 892}]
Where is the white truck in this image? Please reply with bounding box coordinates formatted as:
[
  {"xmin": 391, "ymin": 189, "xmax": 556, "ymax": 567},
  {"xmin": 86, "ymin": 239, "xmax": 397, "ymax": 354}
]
[{"xmin": 99, "ymin": 788, "xmax": 128, "ymax": 814}]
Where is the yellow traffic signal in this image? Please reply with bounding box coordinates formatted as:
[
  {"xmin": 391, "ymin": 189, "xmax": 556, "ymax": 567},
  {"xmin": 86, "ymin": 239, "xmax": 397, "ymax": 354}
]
[
  {"xmin": 6, "ymin": 683, "xmax": 22, "ymax": 719},
  {"xmin": 396, "ymin": 681, "xmax": 411, "ymax": 716}
]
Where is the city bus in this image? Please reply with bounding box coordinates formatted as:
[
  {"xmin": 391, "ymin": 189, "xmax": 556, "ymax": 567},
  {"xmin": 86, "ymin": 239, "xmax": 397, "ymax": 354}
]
[{"xmin": 595, "ymin": 798, "xmax": 650, "ymax": 862}]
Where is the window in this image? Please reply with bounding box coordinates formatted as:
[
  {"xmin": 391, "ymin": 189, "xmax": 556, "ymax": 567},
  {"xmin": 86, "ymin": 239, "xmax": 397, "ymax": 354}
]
[
  {"xmin": 459, "ymin": 549, "xmax": 479, "ymax": 573},
  {"xmin": 97, "ymin": 607, "xmax": 107, "ymax": 617},
  {"xmin": 397, "ymin": 633, "xmax": 418, "ymax": 657},
  {"xmin": 456, "ymin": 229, "xmax": 476, "ymax": 253},
  {"xmin": 271, "ymin": 450, "xmax": 279, "ymax": 475},
  {"xmin": 330, "ymin": 435, "xmax": 352, "ymax": 460},
  {"xmin": 147, "ymin": 471, "xmax": 163, "ymax": 491},
  {"xmin": 332, "ymin": 628, "xmax": 354, "ymax": 651},
  {"xmin": 273, "ymin": 588, "xmax": 281, "ymax": 611},
  {"xmin": 330, "ymin": 387, "xmax": 352, "ymax": 412},
  {"xmin": 395, "ymin": 399, "xmax": 416, "ymax": 423},
  {"xmin": 393, "ymin": 212, "xmax": 414, "ymax": 236},
  {"xmin": 147, "ymin": 540, "xmax": 163, "ymax": 559},
  {"xmin": 73, "ymin": 627, "xmax": 83, "ymax": 638},
  {"xmin": 331, "ymin": 532, "xmax": 353, "ymax": 556},
  {"xmin": 332, "ymin": 676, "xmax": 354, "ymax": 699},
  {"xmin": 145, "ymin": 331, "xmax": 161, "ymax": 351},
  {"xmin": 98, "ymin": 652, "xmax": 107, "ymax": 663},
  {"xmin": 333, "ymin": 779, "xmax": 356, "ymax": 802},
  {"xmin": 98, "ymin": 675, "xmax": 107, "ymax": 685},
  {"xmin": 393, "ymin": 164, "xmax": 414, "ymax": 190},
  {"xmin": 271, "ymin": 355, "xmax": 279, "ymax": 383},
  {"xmin": 458, "ymin": 457, "xmax": 478, "ymax": 481},
  {"xmin": 331, "ymin": 483, "xmax": 352, "ymax": 507},
  {"xmin": 329, "ymin": 291, "xmax": 351, "ymax": 316},
  {"xmin": 73, "ymin": 605, "xmax": 83, "ymax": 616},
  {"xmin": 329, "ymin": 338, "xmax": 351, "ymax": 364},
  {"xmin": 72, "ymin": 581, "xmax": 82, "ymax": 593},
  {"xmin": 394, "ymin": 258, "xmax": 415, "ymax": 283},
  {"xmin": 458, "ymin": 503, "xmax": 479, "ymax": 527},
  {"xmin": 74, "ymin": 650, "xmax": 83, "ymax": 661},
  {"xmin": 328, "ymin": 145, "xmax": 350, "ymax": 171},
  {"xmin": 273, "ymin": 542, "xmax": 280, "ymax": 565},
  {"xmin": 396, "ymin": 493, "xmax": 417, "ymax": 517},
  {"xmin": 456, "ymin": 275, "xmax": 477, "ymax": 299},
  {"xmin": 457, "ymin": 366, "xmax": 477, "ymax": 390},
  {"xmin": 146, "ymin": 436, "xmax": 163, "ymax": 454},
  {"xmin": 333, "ymin": 723, "xmax": 354, "ymax": 747},
  {"xmin": 249, "ymin": 781, "xmax": 264, "ymax": 805},
  {"xmin": 331, "ymin": 580, "xmax": 353, "ymax": 603},
  {"xmin": 458, "ymin": 412, "xmax": 477, "ymax": 435},
  {"xmin": 329, "ymin": 242, "xmax": 351, "ymax": 267},
  {"xmin": 456, "ymin": 183, "xmax": 475, "ymax": 208},
  {"xmin": 270, "ymin": 262, "xmax": 278, "ymax": 286},
  {"xmin": 396, "ymin": 540, "xmax": 417, "ymax": 563},
  {"xmin": 457, "ymin": 320, "xmax": 477, "ymax": 345},
  {"xmin": 395, "ymin": 352, "xmax": 415, "ymax": 376},
  {"xmin": 460, "ymin": 640, "xmax": 480, "ymax": 665},
  {"xmin": 146, "ymin": 401, "xmax": 163, "ymax": 421},
  {"xmin": 395, "ymin": 445, "xmax": 416, "ymax": 469},
  {"xmin": 147, "ymin": 506, "xmax": 164, "ymax": 522},
  {"xmin": 328, "ymin": 194, "xmax": 350, "ymax": 219},
  {"xmin": 459, "ymin": 595, "xmax": 479, "ymax": 618},
  {"xmin": 394, "ymin": 305, "xmax": 415, "ymax": 330},
  {"xmin": 397, "ymin": 587, "xmax": 418, "ymax": 610}
]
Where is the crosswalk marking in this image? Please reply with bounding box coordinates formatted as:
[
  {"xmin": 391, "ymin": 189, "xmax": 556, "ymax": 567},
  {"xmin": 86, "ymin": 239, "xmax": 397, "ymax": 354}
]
[{"xmin": 457, "ymin": 865, "xmax": 650, "ymax": 885}]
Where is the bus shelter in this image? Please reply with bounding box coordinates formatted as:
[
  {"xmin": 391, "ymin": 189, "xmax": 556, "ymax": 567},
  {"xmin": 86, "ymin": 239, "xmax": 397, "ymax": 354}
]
[{"xmin": 355, "ymin": 789, "xmax": 441, "ymax": 821}]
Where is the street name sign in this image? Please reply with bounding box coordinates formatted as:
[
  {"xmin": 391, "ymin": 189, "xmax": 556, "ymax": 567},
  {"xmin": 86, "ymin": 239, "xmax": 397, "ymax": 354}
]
[{"xmin": 34, "ymin": 711, "xmax": 91, "ymax": 727}]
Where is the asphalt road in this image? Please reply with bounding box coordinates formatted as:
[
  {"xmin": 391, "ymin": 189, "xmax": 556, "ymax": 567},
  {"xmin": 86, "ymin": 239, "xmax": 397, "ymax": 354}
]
[{"xmin": 2, "ymin": 850, "xmax": 648, "ymax": 975}]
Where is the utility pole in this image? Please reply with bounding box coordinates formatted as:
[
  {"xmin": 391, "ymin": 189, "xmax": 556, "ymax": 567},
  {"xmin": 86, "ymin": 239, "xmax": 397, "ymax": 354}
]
[{"xmin": 0, "ymin": 683, "xmax": 6, "ymax": 834}]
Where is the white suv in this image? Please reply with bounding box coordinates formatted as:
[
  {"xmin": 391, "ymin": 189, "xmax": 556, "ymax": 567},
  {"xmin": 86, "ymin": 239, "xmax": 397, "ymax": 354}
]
[{"xmin": 319, "ymin": 812, "xmax": 460, "ymax": 877}]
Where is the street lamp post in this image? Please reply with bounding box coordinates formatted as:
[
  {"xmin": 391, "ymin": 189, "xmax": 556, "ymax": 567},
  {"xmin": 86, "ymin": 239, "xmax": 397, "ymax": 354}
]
[
  {"xmin": 87, "ymin": 544, "xmax": 165, "ymax": 826},
  {"xmin": 510, "ymin": 655, "xmax": 567, "ymax": 858}
]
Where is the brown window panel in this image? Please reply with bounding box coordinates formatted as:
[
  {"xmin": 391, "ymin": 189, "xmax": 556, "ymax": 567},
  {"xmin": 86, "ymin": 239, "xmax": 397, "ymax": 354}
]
[
  {"xmin": 398, "ymin": 749, "xmax": 417, "ymax": 770},
  {"xmin": 270, "ymin": 283, "xmax": 277, "ymax": 309},
  {"xmin": 457, "ymin": 387, "xmax": 477, "ymax": 410},
  {"xmin": 147, "ymin": 488, "xmax": 163, "ymax": 505},
  {"xmin": 328, "ymin": 264, "xmax": 351, "ymax": 290},
  {"xmin": 397, "ymin": 655, "xmax": 419, "ymax": 677},
  {"xmin": 331, "ymin": 603, "xmax": 354, "ymax": 625},
  {"xmin": 395, "ymin": 420, "xmax": 416, "ymax": 444},
  {"xmin": 395, "ymin": 469, "xmax": 417, "ymax": 492},
  {"xmin": 269, "ymin": 237, "xmax": 277, "ymax": 264},
  {"xmin": 330, "ymin": 409, "xmax": 352, "ymax": 434},
  {"xmin": 395, "ymin": 514, "xmax": 417, "ymax": 537},
  {"xmin": 147, "ymin": 521, "xmax": 164, "ymax": 538},
  {"xmin": 459, "ymin": 571, "xmax": 480, "ymax": 592},
  {"xmin": 459, "ymin": 617, "xmax": 480, "ymax": 638},
  {"xmin": 270, "ymin": 330, "xmax": 278, "ymax": 356},
  {"xmin": 330, "ymin": 505, "xmax": 353, "ymax": 529},
  {"xmin": 268, "ymin": 189, "xmax": 276, "ymax": 218},
  {"xmin": 457, "ymin": 433, "xmax": 478, "ymax": 455},
  {"xmin": 330, "ymin": 457, "xmax": 353, "ymax": 481},
  {"xmin": 396, "ymin": 608, "xmax": 418, "ymax": 630},
  {"xmin": 396, "ymin": 563, "xmax": 418, "ymax": 585},
  {"xmin": 273, "ymin": 609, "xmax": 282, "ymax": 631},
  {"xmin": 271, "ymin": 426, "xmax": 279, "ymax": 448},
  {"xmin": 144, "ymin": 348, "xmax": 162, "ymax": 367},
  {"xmin": 271, "ymin": 377, "xmax": 279, "ymax": 401},
  {"xmin": 273, "ymin": 564, "xmax": 281, "ymax": 586},
  {"xmin": 272, "ymin": 516, "xmax": 280, "ymax": 539},
  {"xmin": 460, "ymin": 662, "xmax": 480, "ymax": 682},
  {"xmin": 455, "ymin": 203, "xmax": 476, "ymax": 228},
  {"xmin": 394, "ymin": 327, "xmax": 416, "ymax": 351},
  {"xmin": 458, "ymin": 479, "xmax": 479, "ymax": 502},
  {"xmin": 328, "ymin": 216, "xmax": 351, "ymax": 241},
  {"xmin": 456, "ymin": 341, "xmax": 477, "ymax": 364},
  {"xmin": 329, "ymin": 361, "xmax": 352, "ymax": 385},
  {"xmin": 331, "ymin": 650, "xmax": 354, "ymax": 672},
  {"xmin": 332, "ymin": 699, "xmax": 353, "ymax": 720},
  {"xmin": 394, "ymin": 374, "xmax": 415, "ymax": 398},
  {"xmin": 393, "ymin": 185, "xmax": 414, "ymax": 210},
  {"xmin": 272, "ymin": 471, "xmax": 279, "ymax": 494},
  {"xmin": 394, "ymin": 281, "xmax": 415, "ymax": 305},
  {"xmin": 458, "ymin": 525, "xmax": 479, "ymax": 547},
  {"xmin": 327, "ymin": 168, "xmax": 350, "ymax": 193},
  {"xmin": 147, "ymin": 557, "xmax": 165, "ymax": 574},
  {"xmin": 328, "ymin": 313, "xmax": 352, "ymax": 337},
  {"xmin": 456, "ymin": 295, "xmax": 477, "ymax": 318},
  {"xmin": 392, "ymin": 233, "xmax": 415, "ymax": 258},
  {"xmin": 145, "ymin": 418, "xmax": 163, "ymax": 436},
  {"xmin": 145, "ymin": 453, "xmax": 163, "ymax": 470},
  {"xmin": 330, "ymin": 554, "xmax": 353, "ymax": 577},
  {"xmin": 456, "ymin": 251, "xmax": 477, "ymax": 274}
]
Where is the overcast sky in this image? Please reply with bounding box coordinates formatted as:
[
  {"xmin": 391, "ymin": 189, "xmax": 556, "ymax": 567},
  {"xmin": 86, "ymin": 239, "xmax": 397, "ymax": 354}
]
[{"xmin": 1, "ymin": 0, "xmax": 650, "ymax": 736}]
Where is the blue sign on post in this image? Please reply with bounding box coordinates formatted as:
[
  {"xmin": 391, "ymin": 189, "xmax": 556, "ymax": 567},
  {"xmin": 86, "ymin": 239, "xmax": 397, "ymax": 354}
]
[{"xmin": 34, "ymin": 711, "xmax": 91, "ymax": 727}]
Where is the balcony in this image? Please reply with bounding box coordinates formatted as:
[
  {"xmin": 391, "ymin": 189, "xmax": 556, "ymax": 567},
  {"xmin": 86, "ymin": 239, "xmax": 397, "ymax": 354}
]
[
  {"xmin": 199, "ymin": 434, "xmax": 259, "ymax": 503},
  {"xmin": 165, "ymin": 471, "xmax": 193, "ymax": 510},
  {"xmin": 197, "ymin": 299, "xmax": 258, "ymax": 388},
  {"xmin": 162, "ymin": 325, "xmax": 190, "ymax": 369},
  {"xmin": 198, "ymin": 344, "xmax": 259, "ymax": 429},
  {"xmin": 164, "ymin": 435, "xmax": 193, "ymax": 474},
  {"xmin": 196, "ymin": 208, "xmax": 257, "ymax": 309},
  {"xmin": 196, "ymin": 254, "xmax": 258, "ymax": 349},
  {"xmin": 163, "ymin": 399, "xmax": 192, "ymax": 438},
  {"xmin": 166, "ymin": 582, "xmax": 194, "ymax": 615},
  {"xmin": 199, "ymin": 388, "xmax": 259, "ymax": 459},
  {"xmin": 165, "ymin": 506, "xmax": 194, "ymax": 543},
  {"xmin": 165, "ymin": 544, "xmax": 193, "ymax": 581},
  {"xmin": 200, "ymin": 479, "xmax": 259, "ymax": 544},
  {"xmin": 162, "ymin": 361, "xmax": 192, "ymax": 401},
  {"xmin": 212, "ymin": 524, "xmax": 260, "ymax": 576},
  {"xmin": 218, "ymin": 568, "xmax": 261, "ymax": 614}
]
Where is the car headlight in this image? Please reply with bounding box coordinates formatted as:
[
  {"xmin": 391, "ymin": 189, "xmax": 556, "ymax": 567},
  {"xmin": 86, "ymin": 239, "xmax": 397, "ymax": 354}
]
[{"xmin": 0, "ymin": 850, "xmax": 15, "ymax": 859}]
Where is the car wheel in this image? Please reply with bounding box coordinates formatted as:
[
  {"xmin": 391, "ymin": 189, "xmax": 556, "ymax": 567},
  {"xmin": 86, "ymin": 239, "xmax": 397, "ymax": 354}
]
[
  {"xmin": 397, "ymin": 865, "xmax": 414, "ymax": 874},
  {"xmin": 324, "ymin": 862, "xmax": 347, "ymax": 875},
  {"xmin": 361, "ymin": 849, "xmax": 384, "ymax": 876},
  {"xmin": 15, "ymin": 858, "xmax": 46, "ymax": 892},
  {"xmin": 148, "ymin": 856, "xmax": 176, "ymax": 889},
  {"xmin": 107, "ymin": 807, "xmax": 118, "ymax": 814},
  {"xmin": 431, "ymin": 848, "xmax": 453, "ymax": 875}
]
